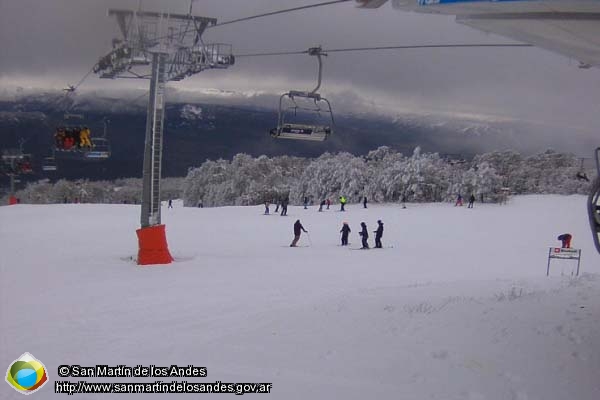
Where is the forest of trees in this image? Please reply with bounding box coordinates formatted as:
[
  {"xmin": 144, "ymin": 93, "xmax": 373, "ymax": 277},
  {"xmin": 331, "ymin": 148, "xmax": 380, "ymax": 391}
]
[
  {"xmin": 9, "ymin": 177, "xmax": 185, "ymax": 205},
  {"xmin": 7, "ymin": 147, "xmax": 592, "ymax": 206},
  {"xmin": 183, "ymin": 147, "xmax": 591, "ymax": 207}
]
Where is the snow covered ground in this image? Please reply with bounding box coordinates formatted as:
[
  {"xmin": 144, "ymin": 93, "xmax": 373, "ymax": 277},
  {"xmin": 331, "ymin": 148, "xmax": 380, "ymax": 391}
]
[{"xmin": 1, "ymin": 195, "xmax": 599, "ymax": 399}]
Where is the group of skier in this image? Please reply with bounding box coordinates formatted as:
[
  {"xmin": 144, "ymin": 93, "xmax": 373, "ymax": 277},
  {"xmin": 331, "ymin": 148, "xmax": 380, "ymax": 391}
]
[
  {"xmin": 455, "ymin": 193, "xmax": 476, "ymax": 208},
  {"xmin": 267, "ymin": 195, "xmax": 354, "ymax": 215},
  {"xmin": 54, "ymin": 126, "xmax": 93, "ymax": 150},
  {"xmin": 302, "ymin": 196, "xmax": 349, "ymax": 211},
  {"xmin": 318, "ymin": 198, "xmax": 332, "ymax": 211},
  {"xmin": 264, "ymin": 198, "xmax": 289, "ymax": 216},
  {"xmin": 340, "ymin": 220, "xmax": 383, "ymax": 249},
  {"xmin": 357, "ymin": 220, "xmax": 384, "ymax": 249},
  {"xmin": 291, "ymin": 219, "xmax": 384, "ymax": 249}
]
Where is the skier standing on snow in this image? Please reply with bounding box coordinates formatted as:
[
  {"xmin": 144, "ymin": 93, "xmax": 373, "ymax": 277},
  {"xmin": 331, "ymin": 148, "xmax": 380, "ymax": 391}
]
[
  {"xmin": 290, "ymin": 219, "xmax": 308, "ymax": 247},
  {"xmin": 264, "ymin": 200, "xmax": 270, "ymax": 215},
  {"xmin": 339, "ymin": 196, "xmax": 347, "ymax": 212},
  {"xmin": 319, "ymin": 199, "xmax": 326, "ymax": 212},
  {"xmin": 455, "ymin": 194, "xmax": 463, "ymax": 207},
  {"xmin": 168, "ymin": 199, "xmax": 173, "ymax": 209},
  {"xmin": 340, "ymin": 222, "xmax": 351, "ymax": 246},
  {"xmin": 359, "ymin": 222, "xmax": 369, "ymax": 249},
  {"xmin": 468, "ymin": 194, "xmax": 475, "ymax": 208},
  {"xmin": 304, "ymin": 196, "xmax": 309, "ymax": 209},
  {"xmin": 280, "ymin": 197, "xmax": 288, "ymax": 216},
  {"xmin": 363, "ymin": 196, "xmax": 368, "ymax": 209},
  {"xmin": 326, "ymin": 198, "xmax": 331, "ymax": 210},
  {"xmin": 374, "ymin": 220, "xmax": 384, "ymax": 248}
]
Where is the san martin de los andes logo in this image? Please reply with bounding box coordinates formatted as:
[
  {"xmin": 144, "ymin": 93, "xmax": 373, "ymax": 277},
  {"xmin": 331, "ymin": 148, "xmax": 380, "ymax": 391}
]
[{"xmin": 5, "ymin": 353, "xmax": 49, "ymax": 395}]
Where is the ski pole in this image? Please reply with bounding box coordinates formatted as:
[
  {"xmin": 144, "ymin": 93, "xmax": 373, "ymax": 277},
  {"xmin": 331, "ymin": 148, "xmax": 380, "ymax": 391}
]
[{"xmin": 306, "ymin": 231, "xmax": 313, "ymax": 246}]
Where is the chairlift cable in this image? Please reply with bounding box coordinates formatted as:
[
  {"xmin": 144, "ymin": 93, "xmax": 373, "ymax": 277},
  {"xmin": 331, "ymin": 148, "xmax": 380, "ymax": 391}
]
[
  {"xmin": 208, "ymin": 0, "xmax": 352, "ymax": 28},
  {"xmin": 145, "ymin": 0, "xmax": 353, "ymax": 43},
  {"xmin": 74, "ymin": 0, "xmax": 353, "ymax": 86},
  {"xmin": 235, "ymin": 43, "xmax": 532, "ymax": 58},
  {"xmin": 236, "ymin": 50, "xmax": 309, "ymax": 58},
  {"xmin": 124, "ymin": 91, "xmax": 150, "ymax": 106},
  {"xmin": 73, "ymin": 65, "xmax": 97, "ymax": 91}
]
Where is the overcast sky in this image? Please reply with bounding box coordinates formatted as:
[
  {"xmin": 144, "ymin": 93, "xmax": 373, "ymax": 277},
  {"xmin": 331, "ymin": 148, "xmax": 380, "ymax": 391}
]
[{"xmin": 1, "ymin": 0, "xmax": 600, "ymax": 150}]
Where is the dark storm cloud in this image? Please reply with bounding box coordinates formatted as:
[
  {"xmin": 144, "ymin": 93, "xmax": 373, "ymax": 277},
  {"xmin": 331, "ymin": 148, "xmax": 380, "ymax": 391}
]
[{"xmin": 1, "ymin": 0, "xmax": 599, "ymax": 153}]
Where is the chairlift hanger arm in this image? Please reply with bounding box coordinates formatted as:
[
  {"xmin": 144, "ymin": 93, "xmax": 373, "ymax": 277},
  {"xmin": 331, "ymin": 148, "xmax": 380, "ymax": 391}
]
[{"xmin": 309, "ymin": 47, "xmax": 326, "ymax": 95}]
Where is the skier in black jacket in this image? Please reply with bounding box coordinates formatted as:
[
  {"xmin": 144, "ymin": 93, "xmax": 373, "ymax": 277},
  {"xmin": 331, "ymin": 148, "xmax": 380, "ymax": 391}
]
[
  {"xmin": 340, "ymin": 222, "xmax": 351, "ymax": 246},
  {"xmin": 374, "ymin": 220, "xmax": 384, "ymax": 248},
  {"xmin": 319, "ymin": 199, "xmax": 326, "ymax": 212},
  {"xmin": 290, "ymin": 220, "xmax": 308, "ymax": 247},
  {"xmin": 468, "ymin": 194, "xmax": 476, "ymax": 208},
  {"xmin": 359, "ymin": 222, "xmax": 369, "ymax": 249}
]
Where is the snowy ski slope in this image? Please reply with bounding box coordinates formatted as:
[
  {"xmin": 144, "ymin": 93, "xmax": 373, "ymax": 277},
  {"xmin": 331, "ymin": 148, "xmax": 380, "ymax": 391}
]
[{"xmin": 1, "ymin": 195, "xmax": 599, "ymax": 399}]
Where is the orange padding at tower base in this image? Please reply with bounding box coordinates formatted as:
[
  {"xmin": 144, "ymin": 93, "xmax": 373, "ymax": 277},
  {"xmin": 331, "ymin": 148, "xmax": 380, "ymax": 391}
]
[
  {"xmin": 136, "ymin": 224, "xmax": 173, "ymax": 265},
  {"xmin": 8, "ymin": 196, "xmax": 18, "ymax": 205}
]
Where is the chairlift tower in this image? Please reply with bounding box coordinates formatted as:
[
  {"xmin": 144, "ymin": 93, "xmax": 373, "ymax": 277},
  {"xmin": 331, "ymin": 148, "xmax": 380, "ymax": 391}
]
[{"xmin": 95, "ymin": 8, "xmax": 234, "ymax": 265}]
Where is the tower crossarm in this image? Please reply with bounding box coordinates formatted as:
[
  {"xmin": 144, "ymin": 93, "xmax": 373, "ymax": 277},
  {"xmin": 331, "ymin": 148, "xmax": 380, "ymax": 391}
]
[{"xmin": 95, "ymin": 9, "xmax": 229, "ymax": 81}]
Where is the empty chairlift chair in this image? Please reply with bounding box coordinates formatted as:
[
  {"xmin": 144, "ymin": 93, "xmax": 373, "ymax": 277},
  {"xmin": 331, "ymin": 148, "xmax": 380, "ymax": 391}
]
[
  {"xmin": 270, "ymin": 47, "xmax": 334, "ymax": 142},
  {"xmin": 42, "ymin": 156, "xmax": 57, "ymax": 172}
]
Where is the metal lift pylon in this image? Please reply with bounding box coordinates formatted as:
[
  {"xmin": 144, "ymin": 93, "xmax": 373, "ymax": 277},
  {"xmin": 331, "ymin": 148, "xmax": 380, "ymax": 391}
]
[
  {"xmin": 137, "ymin": 52, "xmax": 171, "ymax": 264},
  {"xmin": 95, "ymin": 8, "xmax": 234, "ymax": 265}
]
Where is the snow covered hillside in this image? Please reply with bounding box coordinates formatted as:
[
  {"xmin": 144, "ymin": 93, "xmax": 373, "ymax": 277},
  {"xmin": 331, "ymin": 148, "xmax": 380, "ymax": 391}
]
[{"xmin": 1, "ymin": 196, "xmax": 599, "ymax": 399}]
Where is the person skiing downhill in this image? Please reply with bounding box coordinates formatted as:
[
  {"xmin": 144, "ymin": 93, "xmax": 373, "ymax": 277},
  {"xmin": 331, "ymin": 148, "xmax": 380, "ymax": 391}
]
[
  {"xmin": 374, "ymin": 220, "xmax": 384, "ymax": 248},
  {"xmin": 359, "ymin": 222, "xmax": 369, "ymax": 249},
  {"xmin": 290, "ymin": 220, "xmax": 308, "ymax": 247},
  {"xmin": 340, "ymin": 222, "xmax": 351, "ymax": 246}
]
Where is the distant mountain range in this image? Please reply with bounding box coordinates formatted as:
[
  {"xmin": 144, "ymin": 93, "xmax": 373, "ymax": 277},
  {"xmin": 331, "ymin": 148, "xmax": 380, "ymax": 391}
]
[{"xmin": 0, "ymin": 89, "xmax": 593, "ymax": 186}]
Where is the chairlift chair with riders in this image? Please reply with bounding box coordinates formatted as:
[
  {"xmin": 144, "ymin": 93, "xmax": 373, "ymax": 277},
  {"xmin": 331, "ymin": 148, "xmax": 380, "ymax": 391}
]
[
  {"xmin": 53, "ymin": 114, "xmax": 111, "ymax": 161},
  {"xmin": 270, "ymin": 46, "xmax": 334, "ymax": 142},
  {"xmin": 2, "ymin": 138, "xmax": 33, "ymax": 175},
  {"xmin": 1, "ymin": 152, "xmax": 33, "ymax": 175}
]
